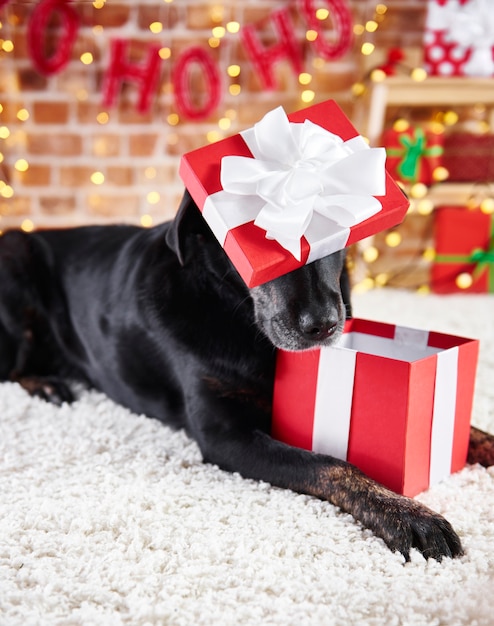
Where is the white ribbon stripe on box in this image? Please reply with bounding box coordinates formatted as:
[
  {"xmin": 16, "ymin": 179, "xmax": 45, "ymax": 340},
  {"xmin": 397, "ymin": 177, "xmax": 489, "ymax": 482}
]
[
  {"xmin": 426, "ymin": 0, "xmax": 494, "ymax": 76},
  {"xmin": 311, "ymin": 326, "xmax": 459, "ymax": 488},
  {"xmin": 202, "ymin": 106, "xmax": 386, "ymax": 262}
]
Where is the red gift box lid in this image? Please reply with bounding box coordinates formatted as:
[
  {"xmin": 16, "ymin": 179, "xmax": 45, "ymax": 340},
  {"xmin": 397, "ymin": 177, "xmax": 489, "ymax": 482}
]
[{"xmin": 180, "ymin": 100, "xmax": 410, "ymax": 287}]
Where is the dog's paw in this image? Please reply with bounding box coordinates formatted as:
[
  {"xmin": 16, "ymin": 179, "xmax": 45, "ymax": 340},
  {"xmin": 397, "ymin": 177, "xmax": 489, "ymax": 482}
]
[
  {"xmin": 15, "ymin": 375, "xmax": 74, "ymax": 406},
  {"xmin": 370, "ymin": 496, "xmax": 463, "ymax": 562},
  {"xmin": 468, "ymin": 426, "xmax": 494, "ymax": 467}
]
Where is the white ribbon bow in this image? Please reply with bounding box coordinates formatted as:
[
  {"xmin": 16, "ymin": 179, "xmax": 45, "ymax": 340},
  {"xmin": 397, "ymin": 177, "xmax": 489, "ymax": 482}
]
[{"xmin": 218, "ymin": 107, "xmax": 386, "ymax": 261}]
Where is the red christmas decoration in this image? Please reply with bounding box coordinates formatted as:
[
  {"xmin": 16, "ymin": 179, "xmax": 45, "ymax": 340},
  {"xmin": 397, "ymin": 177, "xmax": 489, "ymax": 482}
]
[
  {"xmin": 102, "ymin": 39, "xmax": 162, "ymax": 113},
  {"xmin": 173, "ymin": 47, "xmax": 222, "ymax": 121},
  {"xmin": 27, "ymin": 0, "xmax": 79, "ymax": 76},
  {"xmin": 298, "ymin": 0, "xmax": 353, "ymax": 60},
  {"xmin": 241, "ymin": 8, "xmax": 304, "ymax": 90}
]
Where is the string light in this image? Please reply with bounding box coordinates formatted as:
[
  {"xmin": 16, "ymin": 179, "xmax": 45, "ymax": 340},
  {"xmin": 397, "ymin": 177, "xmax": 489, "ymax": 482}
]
[
  {"xmin": 306, "ymin": 30, "xmax": 318, "ymax": 42},
  {"xmin": 361, "ymin": 42, "xmax": 375, "ymax": 56},
  {"xmin": 167, "ymin": 113, "xmax": 179, "ymax": 125},
  {"xmin": 480, "ymin": 198, "xmax": 494, "ymax": 214},
  {"xmin": 14, "ymin": 159, "xmax": 29, "ymax": 172},
  {"xmin": 218, "ymin": 117, "xmax": 231, "ymax": 130},
  {"xmin": 146, "ymin": 191, "xmax": 160, "ymax": 204},
  {"xmin": 144, "ymin": 167, "xmax": 156, "ymax": 179},
  {"xmin": 226, "ymin": 22, "xmax": 240, "ymax": 34},
  {"xmin": 385, "ymin": 231, "xmax": 402, "ymax": 248},
  {"xmin": 229, "ymin": 84, "xmax": 241, "ymax": 96},
  {"xmin": 211, "ymin": 26, "xmax": 225, "ymax": 38},
  {"xmin": 227, "ymin": 64, "xmax": 241, "ymax": 77},
  {"xmin": 21, "ymin": 219, "xmax": 34, "ymax": 232},
  {"xmin": 140, "ymin": 214, "xmax": 153, "ymax": 227},
  {"xmin": 316, "ymin": 8, "xmax": 329, "ymax": 20},
  {"xmin": 365, "ymin": 20, "xmax": 378, "ymax": 33},
  {"xmin": 91, "ymin": 171, "xmax": 105, "ymax": 185},
  {"xmin": 159, "ymin": 47, "xmax": 171, "ymax": 60},
  {"xmin": 456, "ymin": 273, "xmax": 473, "ymax": 290},
  {"xmin": 362, "ymin": 246, "xmax": 379, "ymax": 263},
  {"xmin": 96, "ymin": 112, "xmax": 109, "ymax": 124},
  {"xmin": 298, "ymin": 72, "xmax": 312, "ymax": 85},
  {"xmin": 16, "ymin": 108, "xmax": 29, "ymax": 121},
  {"xmin": 150, "ymin": 22, "xmax": 163, "ymax": 34},
  {"xmin": 80, "ymin": 52, "xmax": 94, "ymax": 65},
  {"xmin": 301, "ymin": 90, "xmax": 315, "ymax": 103},
  {"xmin": 411, "ymin": 68, "xmax": 427, "ymax": 81}
]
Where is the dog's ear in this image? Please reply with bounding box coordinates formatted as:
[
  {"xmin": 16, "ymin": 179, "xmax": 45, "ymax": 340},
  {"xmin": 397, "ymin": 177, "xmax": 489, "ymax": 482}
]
[{"xmin": 166, "ymin": 189, "xmax": 203, "ymax": 265}]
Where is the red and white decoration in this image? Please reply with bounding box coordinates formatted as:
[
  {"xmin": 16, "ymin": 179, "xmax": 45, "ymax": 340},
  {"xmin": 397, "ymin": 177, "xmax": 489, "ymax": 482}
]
[
  {"xmin": 180, "ymin": 100, "xmax": 409, "ymax": 287},
  {"xmin": 424, "ymin": 0, "xmax": 494, "ymax": 77},
  {"xmin": 272, "ymin": 319, "xmax": 479, "ymax": 497}
]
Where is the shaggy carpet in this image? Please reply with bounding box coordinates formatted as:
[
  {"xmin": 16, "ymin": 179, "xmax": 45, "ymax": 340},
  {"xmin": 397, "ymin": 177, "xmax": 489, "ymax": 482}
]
[{"xmin": 1, "ymin": 289, "xmax": 493, "ymax": 626}]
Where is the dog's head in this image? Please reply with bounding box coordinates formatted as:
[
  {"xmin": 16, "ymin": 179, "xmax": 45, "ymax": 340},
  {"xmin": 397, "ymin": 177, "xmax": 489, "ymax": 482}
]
[{"xmin": 167, "ymin": 190, "xmax": 352, "ymax": 352}]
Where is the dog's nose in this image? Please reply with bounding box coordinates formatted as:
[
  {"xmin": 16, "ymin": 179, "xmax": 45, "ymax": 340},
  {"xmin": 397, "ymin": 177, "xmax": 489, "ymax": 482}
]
[{"xmin": 298, "ymin": 312, "xmax": 339, "ymax": 342}]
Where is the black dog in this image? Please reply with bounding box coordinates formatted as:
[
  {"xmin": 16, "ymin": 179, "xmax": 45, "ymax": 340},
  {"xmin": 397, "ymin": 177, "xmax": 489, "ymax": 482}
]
[{"xmin": 1, "ymin": 190, "xmax": 493, "ymax": 561}]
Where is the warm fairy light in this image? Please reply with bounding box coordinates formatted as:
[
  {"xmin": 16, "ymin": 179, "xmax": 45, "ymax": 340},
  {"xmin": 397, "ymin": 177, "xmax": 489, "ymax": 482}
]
[
  {"xmin": 301, "ymin": 90, "xmax": 315, "ymax": 103},
  {"xmin": 376, "ymin": 4, "xmax": 388, "ymax": 14},
  {"xmin": 316, "ymin": 8, "xmax": 329, "ymax": 20},
  {"xmin": 226, "ymin": 21, "xmax": 240, "ymax": 34},
  {"xmin": 225, "ymin": 108, "xmax": 236, "ymax": 120},
  {"xmin": 370, "ymin": 69, "xmax": 386, "ymax": 82},
  {"xmin": 417, "ymin": 285, "xmax": 430, "ymax": 295},
  {"xmin": 298, "ymin": 72, "xmax": 312, "ymax": 85},
  {"xmin": 150, "ymin": 22, "xmax": 163, "ymax": 34},
  {"xmin": 218, "ymin": 117, "xmax": 231, "ymax": 130},
  {"xmin": 208, "ymin": 37, "xmax": 220, "ymax": 49},
  {"xmin": 147, "ymin": 191, "xmax": 160, "ymax": 204},
  {"xmin": 159, "ymin": 47, "xmax": 171, "ymax": 60},
  {"xmin": 362, "ymin": 246, "xmax": 379, "ymax": 263},
  {"xmin": 93, "ymin": 0, "xmax": 105, "ymax": 8},
  {"xmin": 0, "ymin": 152, "xmax": 4, "ymax": 163},
  {"xmin": 352, "ymin": 82, "xmax": 366, "ymax": 96},
  {"xmin": 443, "ymin": 110, "xmax": 459, "ymax": 126},
  {"xmin": 385, "ymin": 231, "xmax": 402, "ymax": 247},
  {"xmin": 212, "ymin": 26, "xmax": 225, "ymax": 38},
  {"xmin": 411, "ymin": 68, "xmax": 427, "ymax": 81},
  {"xmin": 353, "ymin": 24, "xmax": 365, "ymax": 36},
  {"xmin": 93, "ymin": 25, "xmax": 104, "ymax": 35},
  {"xmin": 21, "ymin": 219, "xmax": 34, "ymax": 232},
  {"xmin": 480, "ymin": 198, "xmax": 494, "ymax": 214},
  {"xmin": 17, "ymin": 108, "xmax": 29, "ymax": 121},
  {"xmin": 353, "ymin": 277, "xmax": 375, "ymax": 293},
  {"xmin": 432, "ymin": 166, "xmax": 449, "ymax": 182},
  {"xmin": 422, "ymin": 248, "xmax": 436, "ymax": 262},
  {"xmin": 14, "ymin": 159, "xmax": 29, "ymax": 172},
  {"xmin": 77, "ymin": 89, "xmax": 88, "ymax": 101},
  {"xmin": 96, "ymin": 112, "xmax": 109, "ymax": 124},
  {"xmin": 456, "ymin": 273, "xmax": 473, "ymax": 290},
  {"xmin": 2, "ymin": 40, "xmax": 14, "ymax": 52},
  {"xmin": 392, "ymin": 118, "xmax": 409, "ymax": 132},
  {"xmin": 361, "ymin": 42, "xmax": 375, "ymax": 55},
  {"xmin": 207, "ymin": 130, "xmax": 222, "ymax": 143},
  {"xmin": 312, "ymin": 57, "xmax": 325, "ymax": 69},
  {"xmin": 80, "ymin": 52, "xmax": 94, "ymax": 65},
  {"xmin": 167, "ymin": 113, "xmax": 179, "ymax": 125},
  {"xmin": 429, "ymin": 121, "xmax": 445, "ymax": 134},
  {"xmin": 140, "ymin": 214, "xmax": 153, "ymax": 227},
  {"xmin": 409, "ymin": 183, "xmax": 428, "ymax": 199},
  {"xmin": 91, "ymin": 171, "xmax": 105, "ymax": 185},
  {"xmin": 227, "ymin": 64, "xmax": 241, "ymax": 77},
  {"xmin": 144, "ymin": 167, "xmax": 156, "ymax": 179},
  {"xmin": 374, "ymin": 273, "xmax": 389, "ymax": 287},
  {"xmin": 306, "ymin": 30, "xmax": 318, "ymax": 42},
  {"xmin": 365, "ymin": 20, "xmax": 378, "ymax": 32},
  {"xmin": 0, "ymin": 183, "xmax": 14, "ymax": 198},
  {"xmin": 417, "ymin": 199, "xmax": 434, "ymax": 215},
  {"xmin": 0, "ymin": 126, "xmax": 10, "ymax": 139},
  {"xmin": 229, "ymin": 84, "xmax": 241, "ymax": 96}
]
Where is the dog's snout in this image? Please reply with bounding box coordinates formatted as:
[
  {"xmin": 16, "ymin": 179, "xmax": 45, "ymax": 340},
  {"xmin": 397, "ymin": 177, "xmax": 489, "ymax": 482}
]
[{"xmin": 298, "ymin": 311, "xmax": 339, "ymax": 342}]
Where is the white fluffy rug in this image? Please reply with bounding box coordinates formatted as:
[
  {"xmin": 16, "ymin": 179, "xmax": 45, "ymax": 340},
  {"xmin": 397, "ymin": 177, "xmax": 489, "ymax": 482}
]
[{"xmin": 1, "ymin": 289, "xmax": 493, "ymax": 626}]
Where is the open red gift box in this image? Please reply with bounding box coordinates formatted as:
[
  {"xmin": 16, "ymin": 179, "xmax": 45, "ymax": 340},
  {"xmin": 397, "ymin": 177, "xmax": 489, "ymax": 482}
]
[
  {"xmin": 272, "ymin": 318, "xmax": 479, "ymax": 497},
  {"xmin": 180, "ymin": 100, "xmax": 409, "ymax": 287}
]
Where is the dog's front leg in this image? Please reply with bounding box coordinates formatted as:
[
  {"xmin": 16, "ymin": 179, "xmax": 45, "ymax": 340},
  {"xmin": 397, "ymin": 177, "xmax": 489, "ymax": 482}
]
[
  {"xmin": 468, "ymin": 426, "xmax": 494, "ymax": 467},
  {"xmin": 188, "ymin": 390, "xmax": 463, "ymax": 562}
]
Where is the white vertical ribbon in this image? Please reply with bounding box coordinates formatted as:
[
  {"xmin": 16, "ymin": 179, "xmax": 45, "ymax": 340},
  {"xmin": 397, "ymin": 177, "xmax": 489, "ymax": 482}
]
[
  {"xmin": 311, "ymin": 347, "xmax": 357, "ymax": 459},
  {"xmin": 429, "ymin": 347, "xmax": 459, "ymax": 486}
]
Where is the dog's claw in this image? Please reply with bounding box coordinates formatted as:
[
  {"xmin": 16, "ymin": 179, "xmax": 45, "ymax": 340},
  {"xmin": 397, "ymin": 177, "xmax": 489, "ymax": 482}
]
[{"xmin": 14, "ymin": 375, "xmax": 74, "ymax": 406}]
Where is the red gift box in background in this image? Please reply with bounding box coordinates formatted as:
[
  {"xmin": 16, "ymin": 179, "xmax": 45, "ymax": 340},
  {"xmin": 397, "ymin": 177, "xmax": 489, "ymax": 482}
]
[
  {"xmin": 432, "ymin": 205, "xmax": 494, "ymax": 293},
  {"xmin": 180, "ymin": 100, "xmax": 409, "ymax": 287},
  {"xmin": 424, "ymin": 0, "xmax": 494, "ymax": 77},
  {"xmin": 442, "ymin": 133, "xmax": 494, "ymax": 183},
  {"xmin": 383, "ymin": 125, "xmax": 444, "ymax": 186},
  {"xmin": 272, "ymin": 319, "xmax": 479, "ymax": 497}
]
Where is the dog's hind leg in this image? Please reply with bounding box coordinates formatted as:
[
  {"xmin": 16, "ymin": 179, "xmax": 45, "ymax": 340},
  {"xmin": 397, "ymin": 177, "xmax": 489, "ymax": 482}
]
[{"xmin": 0, "ymin": 231, "xmax": 74, "ymax": 405}]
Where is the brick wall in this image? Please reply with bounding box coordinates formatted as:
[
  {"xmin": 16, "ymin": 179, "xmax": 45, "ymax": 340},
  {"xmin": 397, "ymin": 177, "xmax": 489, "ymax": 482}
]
[{"xmin": 0, "ymin": 0, "xmax": 427, "ymax": 230}]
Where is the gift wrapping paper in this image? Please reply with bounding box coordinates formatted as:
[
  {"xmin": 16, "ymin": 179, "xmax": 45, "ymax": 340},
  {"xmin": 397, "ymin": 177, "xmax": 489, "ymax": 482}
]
[
  {"xmin": 432, "ymin": 205, "xmax": 494, "ymax": 293},
  {"xmin": 272, "ymin": 318, "xmax": 479, "ymax": 497},
  {"xmin": 424, "ymin": 0, "xmax": 494, "ymax": 77}
]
